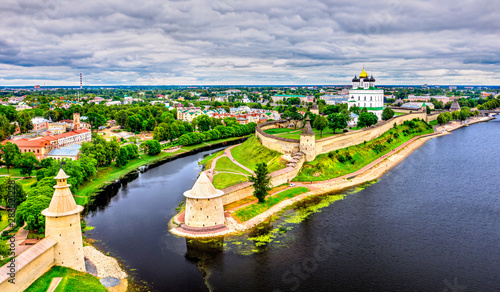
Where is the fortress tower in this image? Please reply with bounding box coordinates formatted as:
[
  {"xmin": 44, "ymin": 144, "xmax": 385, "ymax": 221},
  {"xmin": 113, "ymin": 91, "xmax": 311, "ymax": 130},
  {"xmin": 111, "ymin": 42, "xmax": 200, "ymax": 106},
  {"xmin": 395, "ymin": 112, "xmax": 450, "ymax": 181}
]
[
  {"xmin": 310, "ymin": 99, "xmax": 319, "ymax": 115},
  {"xmin": 300, "ymin": 115, "xmax": 316, "ymax": 162},
  {"xmin": 73, "ymin": 112, "xmax": 80, "ymax": 131},
  {"xmin": 184, "ymin": 172, "xmax": 225, "ymax": 228},
  {"xmin": 41, "ymin": 169, "xmax": 85, "ymax": 272}
]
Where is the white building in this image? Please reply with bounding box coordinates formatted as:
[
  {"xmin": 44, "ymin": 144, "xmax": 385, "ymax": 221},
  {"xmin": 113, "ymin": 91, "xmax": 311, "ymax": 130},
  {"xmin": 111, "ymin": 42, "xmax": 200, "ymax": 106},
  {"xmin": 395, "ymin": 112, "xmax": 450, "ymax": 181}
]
[{"xmin": 348, "ymin": 67, "xmax": 384, "ymax": 119}]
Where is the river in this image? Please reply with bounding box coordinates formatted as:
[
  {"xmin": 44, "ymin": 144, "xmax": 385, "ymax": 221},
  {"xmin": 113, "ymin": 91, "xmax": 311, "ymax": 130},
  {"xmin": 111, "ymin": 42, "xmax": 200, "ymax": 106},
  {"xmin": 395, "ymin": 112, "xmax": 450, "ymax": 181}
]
[{"xmin": 85, "ymin": 118, "xmax": 500, "ymax": 292}]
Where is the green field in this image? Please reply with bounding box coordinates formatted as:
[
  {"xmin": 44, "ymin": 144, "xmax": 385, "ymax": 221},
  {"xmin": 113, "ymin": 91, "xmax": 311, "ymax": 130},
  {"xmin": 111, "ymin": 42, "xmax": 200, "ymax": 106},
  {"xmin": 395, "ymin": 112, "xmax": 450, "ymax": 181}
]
[
  {"xmin": 265, "ymin": 127, "xmax": 341, "ymax": 140},
  {"xmin": 212, "ymin": 173, "xmax": 248, "ymax": 189},
  {"xmin": 0, "ymin": 167, "xmax": 23, "ymax": 177},
  {"xmin": 294, "ymin": 119, "xmax": 434, "ymax": 182},
  {"xmin": 263, "ymin": 128, "xmax": 298, "ymax": 135},
  {"xmin": 25, "ymin": 266, "xmax": 107, "ymax": 292},
  {"xmin": 429, "ymin": 120, "xmax": 438, "ymax": 126},
  {"xmin": 233, "ymin": 187, "xmax": 310, "ymax": 222},
  {"xmin": 214, "ymin": 157, "xmax": 251, "ymax": 175},
  {"xmin": 230, "ymin": 136, "xmax": 286, "ymax": 173}
]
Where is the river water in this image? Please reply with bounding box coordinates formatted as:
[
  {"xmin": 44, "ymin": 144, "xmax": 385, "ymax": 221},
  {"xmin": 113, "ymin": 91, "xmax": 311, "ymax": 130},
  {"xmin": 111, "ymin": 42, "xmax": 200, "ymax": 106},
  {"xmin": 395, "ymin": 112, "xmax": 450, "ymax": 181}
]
[{"xmin": 85, "ymin": 118, "xmax": 500, "ymax": 292}]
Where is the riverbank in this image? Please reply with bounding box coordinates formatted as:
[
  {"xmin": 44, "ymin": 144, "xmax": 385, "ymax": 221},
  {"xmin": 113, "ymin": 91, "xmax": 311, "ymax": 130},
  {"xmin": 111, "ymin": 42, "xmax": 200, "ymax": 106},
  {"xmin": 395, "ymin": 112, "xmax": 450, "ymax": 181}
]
[
  {"xmin": 170, "ymin": 116, "xmax": 495, "ymax": 238},
  {"xmin": 76, "ymin": 135, "xmax": 249, "ymax": 205}
]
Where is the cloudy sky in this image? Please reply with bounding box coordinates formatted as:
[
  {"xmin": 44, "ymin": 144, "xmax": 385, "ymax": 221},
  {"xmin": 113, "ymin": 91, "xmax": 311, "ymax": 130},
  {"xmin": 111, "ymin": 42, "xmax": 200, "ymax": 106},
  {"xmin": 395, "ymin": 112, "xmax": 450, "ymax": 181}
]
[{"xmin": 0, "ymin": 0, "xmax": 499, "ymax": 86}]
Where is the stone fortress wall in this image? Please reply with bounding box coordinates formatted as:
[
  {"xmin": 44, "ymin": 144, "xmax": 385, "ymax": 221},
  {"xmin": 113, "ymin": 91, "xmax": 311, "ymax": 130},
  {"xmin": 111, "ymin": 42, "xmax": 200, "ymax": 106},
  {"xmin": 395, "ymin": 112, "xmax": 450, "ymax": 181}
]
[
  {"xmin": 256, "ymin": 110, "xmax": 428, "ymax": 159},
  {"xmin": 221, "ymin": 110, "xmax": 429, "ymax": 206},
  {"xmin": 0, "ymin": 238, "xmax": 57, "ymax": 292}
]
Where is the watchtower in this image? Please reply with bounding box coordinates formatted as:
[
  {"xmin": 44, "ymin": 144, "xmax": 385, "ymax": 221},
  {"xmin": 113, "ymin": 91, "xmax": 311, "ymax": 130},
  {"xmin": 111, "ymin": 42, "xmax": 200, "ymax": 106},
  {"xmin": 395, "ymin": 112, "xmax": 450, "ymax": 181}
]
[
  {"xmin": 300, "ymin": 115, "xmax": 316, "ymax": 162},
  {"xmin": 184, "ymin": 172, "xmax": 225, "ymax": 228},
  {"xmin": 41, "ymin": 169, "xmax": 85, "ymax": 272}
]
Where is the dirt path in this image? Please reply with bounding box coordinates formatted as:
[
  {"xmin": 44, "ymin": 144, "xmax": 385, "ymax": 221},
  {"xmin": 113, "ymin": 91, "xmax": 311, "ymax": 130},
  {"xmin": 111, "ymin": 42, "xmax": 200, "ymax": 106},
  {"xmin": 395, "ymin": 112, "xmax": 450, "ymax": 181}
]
[{"xmin": 206, "ymin": 144, "xmax": 255, "ymax": 181}]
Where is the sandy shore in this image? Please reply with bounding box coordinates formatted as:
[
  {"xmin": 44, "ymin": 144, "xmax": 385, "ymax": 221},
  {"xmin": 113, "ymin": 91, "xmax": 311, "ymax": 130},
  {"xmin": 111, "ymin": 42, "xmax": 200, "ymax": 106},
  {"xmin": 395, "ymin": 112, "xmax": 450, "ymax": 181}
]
[{"xmin": 170, "ymin": 116, "xmax": 495, "ymax": 238}]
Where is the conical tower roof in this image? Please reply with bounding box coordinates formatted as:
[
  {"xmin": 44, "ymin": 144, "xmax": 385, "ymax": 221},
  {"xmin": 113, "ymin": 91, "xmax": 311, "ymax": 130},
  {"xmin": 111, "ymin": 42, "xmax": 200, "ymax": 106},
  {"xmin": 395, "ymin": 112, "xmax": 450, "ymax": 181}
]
[
  {"xmin": 450, "ymin": 100, "xmax": 461, "ymax": 111},
  {"xmin": 184, "ymin": 172, "xmax": 224, "ymax": 199},
  {"xmin": 301, "ymin": 114, "xmax": 314, "ymax": 136},
  {"xmin": 42, "ymin": 169, "xmax": 83, "ymax": 217}
]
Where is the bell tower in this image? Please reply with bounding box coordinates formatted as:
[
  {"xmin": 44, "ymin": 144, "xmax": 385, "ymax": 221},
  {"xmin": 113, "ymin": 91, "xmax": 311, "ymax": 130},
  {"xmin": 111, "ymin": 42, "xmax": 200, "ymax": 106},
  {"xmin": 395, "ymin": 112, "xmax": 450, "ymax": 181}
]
[
  {"xmin": 42, "ymin": 169, "xmax": 85, "ymax": 271},
  {"xmin": 73, "ymin": 112, "xmax": 80, "ymax": 131}
]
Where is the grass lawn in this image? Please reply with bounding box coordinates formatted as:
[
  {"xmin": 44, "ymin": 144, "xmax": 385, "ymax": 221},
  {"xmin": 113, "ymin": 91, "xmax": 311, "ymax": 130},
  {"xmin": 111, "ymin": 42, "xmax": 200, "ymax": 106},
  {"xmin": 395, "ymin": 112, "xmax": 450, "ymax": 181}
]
[
  {"xmin": 214, "ymin": 157, "xmax": 251, "ymax": 175},
  {"xmin": 294, "ymin": 119, "xmax": 434, "ymax": 182},
  {"xmin": 233, "ymin": 187, "xmax": 310, "ymax": 222},
  {"xmin": 429, "ymin": 120, "xmax": 438, "ymax": 126},
  {"xmin": 0, "ymin": 210, "xmax": 10, "ymax": 231},
  {"xmin": 263, "ymin": 128, "xmax": 298, "ymax": 135},
  {"xmin": 0, "ymin": 167, "xmax": 23, "ymax": 177},
  {"xmin": 230, "ymin": 136, "xmax": 286, "ymax": 173},
  {"xmin": 212, "ymin": 173, "xmax": 248, "ymax": 189},
  {"xmin": 199, "ymin": 150, "xmax": 224, "ymax": 169},
  {"xmin": 25, "ymin": 266, "xmax": 107, "ymax": 292},
  {"xmin": 276, "ymin": 127, "xmax": 342, "ymax": 140}
]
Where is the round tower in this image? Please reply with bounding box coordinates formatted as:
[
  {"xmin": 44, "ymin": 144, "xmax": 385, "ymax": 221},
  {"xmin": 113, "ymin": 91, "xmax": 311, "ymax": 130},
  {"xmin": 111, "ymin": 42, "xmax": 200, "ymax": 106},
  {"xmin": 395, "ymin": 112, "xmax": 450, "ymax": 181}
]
[
  {"xmin": 300, "ymin": 115, "xmax": 316, "ymax": 162},
  {"xmin": 184, "ymin": 172, "xmax": 225, "ymax": 228},
  {"xmin": 41, "ymin": 169, "xmax": 85, "ymax": 272}
]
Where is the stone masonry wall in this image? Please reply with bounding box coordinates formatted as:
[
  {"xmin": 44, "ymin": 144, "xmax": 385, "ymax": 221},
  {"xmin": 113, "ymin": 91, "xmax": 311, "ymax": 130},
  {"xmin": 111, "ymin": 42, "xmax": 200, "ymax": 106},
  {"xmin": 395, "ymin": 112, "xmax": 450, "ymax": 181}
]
[
  {"xmin": 0, "ymin": 238, "xmax": 56, "ymax": 292},
  {"xmin": 315, "ymin": 112, "xmax": 427, "ymax": 154}
]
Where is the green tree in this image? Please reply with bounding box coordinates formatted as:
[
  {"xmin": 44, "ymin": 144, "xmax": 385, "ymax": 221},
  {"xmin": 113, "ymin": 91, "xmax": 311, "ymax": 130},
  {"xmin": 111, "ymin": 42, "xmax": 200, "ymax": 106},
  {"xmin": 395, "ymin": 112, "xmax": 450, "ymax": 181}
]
[
  {"xmin": 15, "ymin": 193, "xmax": 51, "ymax": 232},
  {"xmin": 437, "ymin": 113, "xmax": 449, "ymax": 125},
  {"xmin": 86, "ymin": 112, "xmax": 107, "ymax": 132},
  {"xmin": 115, "ymin": 147, "xmax": 129, "ymax": 167},
  {"xmin": 123, "ymin": 144, "xmax": 139, "ymax": 159},
  {"xmin": 17, "ymin": 111, "xmax": 33, "ymax": 133},
  {"xmin": 141, "ymin": 140, "xmax": 161, "ymax": 155},
  {"xmin": 196, "ymin": 115, "xmax": 212, "ymax": 132},
  {"xmin": 313, "ymin": 115, "xmax": 328, "ymax": 137},
  {"xmin": 223, "ymin": 117, "xmax": 238, "ymax": 127},
  {"xmin": 107, "ymin": 137, "xmax": 121, "ymax": 164},
  {"xmin": 0, "ymin": 176, "xmax": 27, "ymax": 208},
  {"xmin": 327, "ymin": 113, "xmax": 347, "ymax": 133},
  {"xmin": 357, "ymin": 112, "xmax": 378, "ymax": 128},
  {"xmin": 381, "ymin": 108, "xmax": 395, "ymax": 121},
  {"xmin": 18, "ymin": 152, "xmax": 39, "ymax": 178},
  {"xmin": 248, "ymin": 162, "xmax": 271, "ymax": 203},
  {"xmin": 2, "ymin": 142, "xmax": 20, "ymax": 173},
  {"xmin": 0, "ymin": 114, "xmax": 15, "ymax": 141}
]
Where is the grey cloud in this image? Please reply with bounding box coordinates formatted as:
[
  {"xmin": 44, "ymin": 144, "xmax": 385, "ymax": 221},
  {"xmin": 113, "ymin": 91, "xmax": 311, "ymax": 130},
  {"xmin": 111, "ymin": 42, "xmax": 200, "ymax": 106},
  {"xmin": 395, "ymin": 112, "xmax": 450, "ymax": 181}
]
[{"xmin": 0, "ymin": 0, "xmax": 499, "ymax": 85}]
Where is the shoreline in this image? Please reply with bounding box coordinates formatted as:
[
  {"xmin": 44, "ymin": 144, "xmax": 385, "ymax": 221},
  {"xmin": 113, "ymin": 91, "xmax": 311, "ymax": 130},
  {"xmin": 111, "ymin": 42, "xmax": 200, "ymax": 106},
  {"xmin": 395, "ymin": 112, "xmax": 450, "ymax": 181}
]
[
  {"xmin": 80, "ymin": 136, "xmax": 249, "ymax": 206},
  {"xmin": 170, "ymin": 116, "xmax": 495, "ymax": 238}
]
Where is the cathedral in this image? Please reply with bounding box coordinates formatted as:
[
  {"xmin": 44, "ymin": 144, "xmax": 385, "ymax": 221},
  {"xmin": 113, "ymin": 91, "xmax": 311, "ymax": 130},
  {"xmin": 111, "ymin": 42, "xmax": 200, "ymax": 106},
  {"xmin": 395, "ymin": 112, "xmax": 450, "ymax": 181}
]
[{"xmin": 348, "ymin": 67, "xmax": 385, "ymax": 120}]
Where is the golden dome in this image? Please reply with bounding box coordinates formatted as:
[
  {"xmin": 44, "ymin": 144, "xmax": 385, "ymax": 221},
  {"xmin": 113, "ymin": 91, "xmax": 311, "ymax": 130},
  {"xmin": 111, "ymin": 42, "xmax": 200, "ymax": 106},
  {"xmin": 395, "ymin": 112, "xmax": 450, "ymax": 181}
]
[{"xmin": 359, "ymin": 66, "xmax": 368, "ymax": 78}]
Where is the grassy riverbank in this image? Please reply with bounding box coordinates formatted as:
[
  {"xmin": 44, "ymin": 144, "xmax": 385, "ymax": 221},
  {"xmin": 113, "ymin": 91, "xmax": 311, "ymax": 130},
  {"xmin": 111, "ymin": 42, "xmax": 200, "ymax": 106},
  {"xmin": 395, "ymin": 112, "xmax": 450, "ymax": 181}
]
[
  {"xmin": 73, "ymin": 135, "xmax": 249, "ymax": 205},
  {"xmin": 233, "ymin": 186, "xmax": 309, "ymax": 222},
  {"xmin": 26, "ymin": 266, "xmax": 106, "ymax": 292},
  {"xmin": 294, "ymin": 119, "xmax": 434, "ymax": 182}
]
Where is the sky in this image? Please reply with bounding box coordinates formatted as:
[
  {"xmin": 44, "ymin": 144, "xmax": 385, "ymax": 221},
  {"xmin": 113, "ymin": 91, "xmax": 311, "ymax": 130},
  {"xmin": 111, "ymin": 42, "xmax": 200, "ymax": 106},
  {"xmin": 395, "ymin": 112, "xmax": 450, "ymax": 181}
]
[{"xmin": 0, "ymin": 0, "xmax": 499, "ymax": 86}]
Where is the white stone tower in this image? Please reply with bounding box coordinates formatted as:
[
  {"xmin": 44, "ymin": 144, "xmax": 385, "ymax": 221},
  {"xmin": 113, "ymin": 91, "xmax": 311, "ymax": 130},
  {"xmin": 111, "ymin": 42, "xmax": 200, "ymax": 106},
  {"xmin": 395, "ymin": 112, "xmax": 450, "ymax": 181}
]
[
  {"xmin": 41, "ymin": 169, "xmax": 85, "ymax": 272},
  {"xmin": 184, "ymin": 172, "xmax": 225, "ymax": 228},
  {"xmin": 300, "ymin": 115, "xmax": 316, "ymax": 162}
]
